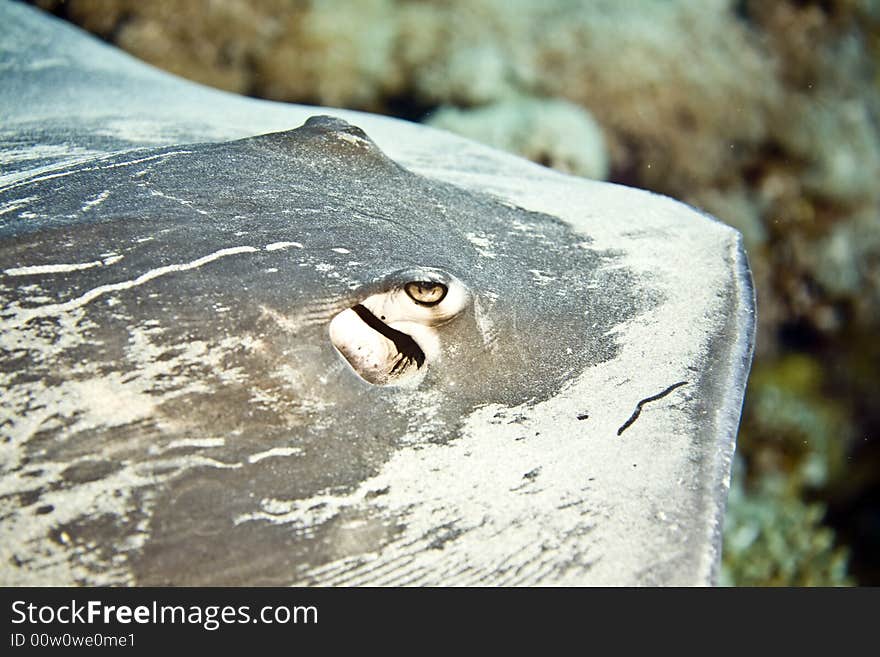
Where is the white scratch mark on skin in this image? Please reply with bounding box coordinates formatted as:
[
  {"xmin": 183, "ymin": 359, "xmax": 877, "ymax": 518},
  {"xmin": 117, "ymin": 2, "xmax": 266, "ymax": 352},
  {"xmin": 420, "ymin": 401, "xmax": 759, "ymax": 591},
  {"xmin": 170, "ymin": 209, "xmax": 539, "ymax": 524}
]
[
  {"xmin": 472, "ymin": 296, "xmax": 498, "ymax": 348},
  {"xmin": 234, "ymin": 493, "xmax": 346, "ymax": 527},
  {"xmin": 4, "ymin": 253, "xmax": 123, "ymax": 276},
  {"xmin": 0, "ymin": 196, "xmax": 37, "ymax": 216},
  {"xmin": 162, "ymin": 437, "xmax": 226, "ymax": 451},
  {"xmin": 331, "ymin": 247, "xmax": 351, "ymax": 254},
  {"xmin": 265, "ymin": 241, "xmax": 304, "ymax": 251},
  {"xmin": 337, "ymin": 132, "xmax": 369, "ymax": 146},
  {"xmin": 8, "ymin": 246, "xmax": 258, "ymax": 324},
  {"xmin": 465, "ymin": 233, "xmax": 497, "ymax": 259},
  {"xmin": 247, "ymin": 446, "xmax": 303, "ymax": 464},
  {"xmin": 5, "ymin": 260, "xmax": 102, "ymax": 276},
  {"xmin": 136, "ymin": 456, "xmax": 243, "ymax": 474},
  {"xmin": 147, "ymin": 188, "xmax": 209, "ymax": 216},
  {"xmin": 81, "ymin": 189, "xmax": 110, "ymax": 212},
  {"xmin": 0, "ymin": 144, "xmax": 95, "ymax": 165},
  {"xmin": 2, "ymin": 150, "xmax": 192, "ymax": 192},
  {"xmin": 510, "ymin": 219, "xmax": 536, "ymax": 231},
  {"xmin": 528, "ymin": 269, "xmax": 557, "ymax": 286}
]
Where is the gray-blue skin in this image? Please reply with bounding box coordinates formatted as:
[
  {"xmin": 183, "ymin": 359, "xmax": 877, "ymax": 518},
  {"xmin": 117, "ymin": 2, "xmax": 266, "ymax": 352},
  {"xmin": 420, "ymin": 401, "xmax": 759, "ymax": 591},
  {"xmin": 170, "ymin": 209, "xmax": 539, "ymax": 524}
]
[
  {"xmin": 0, "ymin": 2, "xmax": 755, "ymax": 585},
  {"xmin": 2, "ymin": 117, "xmax": 636, "ymax": 583}
]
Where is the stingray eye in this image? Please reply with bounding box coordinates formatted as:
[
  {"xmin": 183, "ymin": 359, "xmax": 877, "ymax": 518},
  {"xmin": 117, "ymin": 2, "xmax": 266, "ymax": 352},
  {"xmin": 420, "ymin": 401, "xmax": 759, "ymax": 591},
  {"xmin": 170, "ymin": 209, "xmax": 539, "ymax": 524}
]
[{"xmin": 404, "ymin": 281, "xmax": 448, "ymax": 306}]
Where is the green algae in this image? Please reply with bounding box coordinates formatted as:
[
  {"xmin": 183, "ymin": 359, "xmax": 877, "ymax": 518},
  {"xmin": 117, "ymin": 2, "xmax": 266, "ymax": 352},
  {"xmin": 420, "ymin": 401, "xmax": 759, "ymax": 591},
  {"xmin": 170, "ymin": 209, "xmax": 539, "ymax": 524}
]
[
  {"xmin": 721, "ymin": 461, "xmax": 852, "ymax": 586},
  {"xmin": 725, "ymin": 353, "xmax": 856, "ymax": 585}
]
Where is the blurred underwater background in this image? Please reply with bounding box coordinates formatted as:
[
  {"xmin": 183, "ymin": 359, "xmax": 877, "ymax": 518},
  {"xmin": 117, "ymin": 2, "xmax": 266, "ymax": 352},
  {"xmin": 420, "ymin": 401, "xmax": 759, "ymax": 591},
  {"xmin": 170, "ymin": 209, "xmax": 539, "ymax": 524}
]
[{"xmin": 27, "ymin": 0, "xmax": 880, "ymax": 586}]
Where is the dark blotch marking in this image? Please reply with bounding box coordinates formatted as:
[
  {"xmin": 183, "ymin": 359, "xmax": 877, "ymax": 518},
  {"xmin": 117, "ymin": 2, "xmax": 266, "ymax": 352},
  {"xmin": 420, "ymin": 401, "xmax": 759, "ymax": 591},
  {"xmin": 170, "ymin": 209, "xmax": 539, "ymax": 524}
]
[
  {"xmin": 427, "ymin": 522, "xmax": 464, "ymax": 550},
  {"xmin": 366, "ymin": 486, "xmax": 390, "ymax": 499},
  {"xmin": 61, "ymin": 460, "xmax": 122, "ymax": 485}
]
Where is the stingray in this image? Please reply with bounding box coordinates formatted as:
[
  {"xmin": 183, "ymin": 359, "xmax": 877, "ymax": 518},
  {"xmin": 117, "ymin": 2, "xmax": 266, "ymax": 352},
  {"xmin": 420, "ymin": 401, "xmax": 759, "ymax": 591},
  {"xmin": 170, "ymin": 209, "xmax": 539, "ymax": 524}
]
[{"xmin": 0, "ymin": 2, "xmax": 754, "ymax": 586}]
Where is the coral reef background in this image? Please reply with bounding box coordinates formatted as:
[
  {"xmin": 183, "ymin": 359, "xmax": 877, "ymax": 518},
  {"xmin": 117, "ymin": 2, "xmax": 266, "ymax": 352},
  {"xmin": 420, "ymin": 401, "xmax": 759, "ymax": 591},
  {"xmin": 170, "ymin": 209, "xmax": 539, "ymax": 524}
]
[{"xmin": 30, "ymin": 0, "xmax": 880, "ymax": 585}]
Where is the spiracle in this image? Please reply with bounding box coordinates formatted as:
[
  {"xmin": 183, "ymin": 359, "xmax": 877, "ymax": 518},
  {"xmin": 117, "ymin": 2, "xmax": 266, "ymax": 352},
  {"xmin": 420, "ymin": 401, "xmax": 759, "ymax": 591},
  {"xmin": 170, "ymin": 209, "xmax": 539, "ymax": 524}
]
[{"xmin": 329, "ymin": 268, "xmax": 469, "ymax": 385}]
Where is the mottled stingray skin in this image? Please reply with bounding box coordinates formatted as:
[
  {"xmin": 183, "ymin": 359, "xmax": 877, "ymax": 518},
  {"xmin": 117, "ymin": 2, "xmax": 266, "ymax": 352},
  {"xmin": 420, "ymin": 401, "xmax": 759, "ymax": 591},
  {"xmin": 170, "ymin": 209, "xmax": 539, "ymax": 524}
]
[
  {"xmin": 2, "ymin": 117, "xmax": 634, "ymax": 584},
  {"xmin": 0, "ymin": 2, "xmax": 755, "ymax": 586}
]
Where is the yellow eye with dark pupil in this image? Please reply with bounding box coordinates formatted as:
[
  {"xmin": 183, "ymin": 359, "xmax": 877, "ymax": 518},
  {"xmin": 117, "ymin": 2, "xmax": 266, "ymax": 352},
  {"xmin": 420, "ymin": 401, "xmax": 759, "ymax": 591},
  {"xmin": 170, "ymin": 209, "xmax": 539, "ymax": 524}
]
[{"xmin": 404, "ymin": 281, "xmax": 448, "ymax": 306}]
